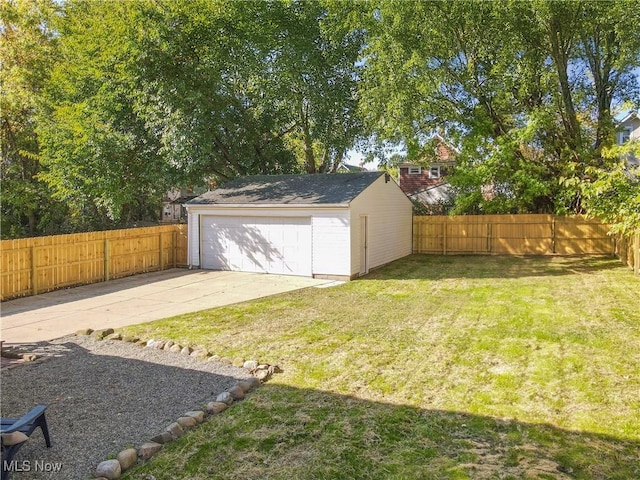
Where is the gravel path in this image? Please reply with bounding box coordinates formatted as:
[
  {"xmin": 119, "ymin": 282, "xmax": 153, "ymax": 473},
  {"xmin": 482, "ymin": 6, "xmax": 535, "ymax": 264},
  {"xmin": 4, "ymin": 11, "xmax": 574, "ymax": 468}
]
[{"xmin": 1, "ymin": 335, "xmax": 253, "ymax": 480}]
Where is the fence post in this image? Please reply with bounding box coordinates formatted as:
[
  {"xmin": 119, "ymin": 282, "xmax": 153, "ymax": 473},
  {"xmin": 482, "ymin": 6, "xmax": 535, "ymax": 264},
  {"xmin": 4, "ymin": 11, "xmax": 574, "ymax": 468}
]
[
  {"xmin": 551, "ymin": 217, "xmax": 556, "ymax": 254},
  {"xmin": 173, "ymin": 230, "xmax": 177, "ymax": 268},
  {"xmin": 486, "ymin": 222, "xmax": 492, "ymax": 253},
  {"xmin": 442, "ymin": 220, "xmax": 447, "ymax": 255},
  {"xmin": 104, "ymin": 239, "xmax": 110, "ymax": 282},
  {"xmin": 633, "ymin": 232, "xmax": 640, "ymax": 275},
  {"xmin": 31, "ymin": 246, "xmax": 38, "ymax": 295},
  {"xmin": 159, "ymin": 232, "xmax": 163, "ymax": 271}
]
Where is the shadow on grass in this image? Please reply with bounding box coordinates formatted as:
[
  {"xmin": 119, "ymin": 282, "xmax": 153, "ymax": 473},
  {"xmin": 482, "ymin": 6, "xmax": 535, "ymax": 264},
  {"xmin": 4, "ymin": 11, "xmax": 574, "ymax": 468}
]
[
  {"xmin": 0, "ymin": 338, "xmax": 251, "ymax": 480},
  {"xmin": 122, "ymin": 383, "xmax": 639, "ymax": 480},
  {"xmin": 360, "ymin": 254, "xmax": 624, "ymax": 281}
]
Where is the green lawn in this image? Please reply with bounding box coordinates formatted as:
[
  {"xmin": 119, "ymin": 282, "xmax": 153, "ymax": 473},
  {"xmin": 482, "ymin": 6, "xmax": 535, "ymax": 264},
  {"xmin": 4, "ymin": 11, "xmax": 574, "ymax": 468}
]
[{"xmin": 121, "ymin": 255, "xmax": 640, "ymax": 480}]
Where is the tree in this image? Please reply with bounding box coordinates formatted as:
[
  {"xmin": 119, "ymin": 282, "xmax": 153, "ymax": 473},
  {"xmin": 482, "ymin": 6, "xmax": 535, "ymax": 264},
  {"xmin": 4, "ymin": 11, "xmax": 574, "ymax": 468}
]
[
  {"xmin": 0, "ymin": 0, "xmax": 67, "ymax": 237},
  {"xmin": 36, "ymin": 0, "xmax": 171, "ymax": 229},
  {"xmin": 353, "ymin": 0, "xmax": 640, "ymax": 215},
  {"xmin": 35, "ymin": 0, "xmax": 365, "ymax": 234},
  {"xmin": 270, "ymin": 0, "xmax": 365, "ymax": 173}
]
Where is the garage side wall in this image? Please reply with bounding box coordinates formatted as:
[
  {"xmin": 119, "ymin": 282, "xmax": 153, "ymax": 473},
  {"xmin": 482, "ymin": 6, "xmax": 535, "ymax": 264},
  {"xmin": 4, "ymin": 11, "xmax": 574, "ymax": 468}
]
[
  {"xmin": 185, "ymin": 206, "xmax": 351, "ymax": 277},
  {"xmin": 349, "ymin": 176, "xmax": 413, "ymax": 276}
]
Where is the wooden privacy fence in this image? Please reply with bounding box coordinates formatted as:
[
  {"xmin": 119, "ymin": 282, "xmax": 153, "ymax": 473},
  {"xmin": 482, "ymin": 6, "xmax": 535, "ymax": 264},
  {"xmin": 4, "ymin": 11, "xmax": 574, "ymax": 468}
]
[
  {"xmin": 1, "ymin": 225, "xmax": 188, "ymax": 301},
  {"xmin": 413, "ymin": 214, "xmax": 615, "ymax": 256}
]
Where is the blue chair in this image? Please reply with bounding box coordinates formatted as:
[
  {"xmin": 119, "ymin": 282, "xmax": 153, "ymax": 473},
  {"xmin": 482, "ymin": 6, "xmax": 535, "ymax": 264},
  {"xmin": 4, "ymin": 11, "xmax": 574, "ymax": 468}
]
[{"xmin": 1, "ymin": 405, "xmax": 51, "ymax": 480}]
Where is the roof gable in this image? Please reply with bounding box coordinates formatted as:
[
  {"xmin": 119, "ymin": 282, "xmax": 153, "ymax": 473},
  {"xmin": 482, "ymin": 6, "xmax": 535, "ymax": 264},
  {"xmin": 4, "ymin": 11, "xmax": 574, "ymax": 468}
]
[{"xmin": 187, "ymin": 172, "xmax": 384, "ymax": 206}]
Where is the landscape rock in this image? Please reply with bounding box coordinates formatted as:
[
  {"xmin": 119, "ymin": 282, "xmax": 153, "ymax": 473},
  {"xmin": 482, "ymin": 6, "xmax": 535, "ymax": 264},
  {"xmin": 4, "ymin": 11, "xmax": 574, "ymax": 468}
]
[
  {"xmin": 95, "ymin": 459, "xmax": 121, "ymax": 480},
  {"xmin": 180, "ymin": 346, "xmax": 193, "ymax": 356},
  {"xmin": 121, "ymin": 336, "xmax": 139, "ymax": 343},
  {"xmin": 243, "ymin": 377, "xmax": 261, "ymax": 391},
  {"xmin": 116, "ymin": 448, "xmax": 137, "ymax": 471},
  {"xmin": 138, "ymin": 442, "xmax": 162, "ymax": 460},
  {"xmin": 150, "ymin": 431, "xmax": 173, "ymax": 445},
  {"xmin": 163, "ymin": 340, "xmax": 174, "ymax": 350},
  {"xmin": 216, "ymin": 392, "xmax": 234, "ymax": 405},
  {"xmin": 169, "ymin": 344, "xmax": 182, "ymax": 353},
  {"xmin": 153, "ymin": 340, "xmax": 166, "ymax": 350},
  {"xmin": 176, "ymin": 416, "xmax": 197, "ymax": 429},
  {"xmin": 243, "ymin": 360, "xmax": 259, "ymax": 371},
  {"xmin": 165, "ymin": 422, "xmax": 184, "ymax": 439},
  {"xmin": 254, "ymin": 369, "xmax": 272, "ymax": 382},
  {"xmin": 228, "ymin": 385, "xmax": 245, "ymax": 400},
  {"xmin": 75, "ymin": 328, "xmax": 93, "ymax": 336},
  {"xmin": 190, "ymin": 350, "xmax": 209, "ymax": 360},
  {"xmin": 206, "ymin": 402, "xmax": 228, "ymax": 414},
  {"xmin": 207, "ymin": 354, "xmax": 221, "ymax": 362},
  {"xmin": 184, "ymin": 410, "xmax": 205, "ymax": 423},
  {"xmin": 232, "ymin": 357, "xmax": 245, "ymax": 368},
  {"xmin": 105, "ymin": 333, "xmax": 122, "ymax": 341},
  {"xmin": 92, "ymin": 328, "xmax": 115, "ymax": 340}
]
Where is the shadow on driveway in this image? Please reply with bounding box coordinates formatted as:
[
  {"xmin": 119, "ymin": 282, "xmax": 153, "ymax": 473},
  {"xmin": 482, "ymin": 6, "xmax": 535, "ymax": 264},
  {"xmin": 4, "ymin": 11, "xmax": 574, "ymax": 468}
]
[{"xmin": 1, "ymin": 269, "xmax": 332, "ymax": 344}]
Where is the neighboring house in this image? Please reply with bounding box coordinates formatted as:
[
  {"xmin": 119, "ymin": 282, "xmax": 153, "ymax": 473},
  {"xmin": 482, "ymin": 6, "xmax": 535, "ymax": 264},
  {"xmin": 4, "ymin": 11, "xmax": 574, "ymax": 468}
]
[
  {"xmin": 397, "ymin": 134, "xmax": 458, "ymax": 211},
  {"xmin": 185, "ymin": 172, "xmax": 412, "ymax": 280},
  {"xmin": 334, "ymin": 161, "xmax": 367, "ymax": 173},
  {"xmin": 161, "ymin": 186, "xmax": 211, "ymax": 223},
  {"xmin": 617, "ymin": 111, "xmax": 640, "ymax": 168}
]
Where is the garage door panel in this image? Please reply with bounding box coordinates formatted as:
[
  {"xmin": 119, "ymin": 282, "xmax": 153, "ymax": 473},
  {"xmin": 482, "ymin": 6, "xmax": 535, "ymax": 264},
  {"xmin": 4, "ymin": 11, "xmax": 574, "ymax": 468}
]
[{"xmin": 201, "ymin": 216, "xmax": 312, "ymax": 276}]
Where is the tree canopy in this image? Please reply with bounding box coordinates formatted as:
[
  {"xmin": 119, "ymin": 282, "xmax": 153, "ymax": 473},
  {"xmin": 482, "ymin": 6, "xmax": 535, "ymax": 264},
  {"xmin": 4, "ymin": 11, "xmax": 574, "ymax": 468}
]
[
  {"xmin": 356, "ymin": 0, "xmax": 640, "ymax": 220},
  {"xmin": 1, "ymin": 0, "xmax": 639, "ymax": 238}
]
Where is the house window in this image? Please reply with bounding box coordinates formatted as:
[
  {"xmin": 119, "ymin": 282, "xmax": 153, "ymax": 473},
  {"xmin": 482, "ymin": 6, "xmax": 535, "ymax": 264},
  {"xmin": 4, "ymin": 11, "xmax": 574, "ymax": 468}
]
[
  {"xmin": 429, "ymin": 166, "xmax": 441, "ymax": 179},
  {"xmin": 408, "ymin": 166, "xmax": 421, "ymax": 175},
  {"xmin": 620, "ymin": 128, "xmax": 632, "ymax": 145}
]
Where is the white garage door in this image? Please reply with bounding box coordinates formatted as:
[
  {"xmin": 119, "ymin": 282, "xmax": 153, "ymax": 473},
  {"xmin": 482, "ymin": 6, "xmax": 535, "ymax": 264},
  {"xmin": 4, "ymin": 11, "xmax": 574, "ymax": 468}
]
[{"xmin": 201, "ymin": 216, "xmax": 312, "ymax": 276}]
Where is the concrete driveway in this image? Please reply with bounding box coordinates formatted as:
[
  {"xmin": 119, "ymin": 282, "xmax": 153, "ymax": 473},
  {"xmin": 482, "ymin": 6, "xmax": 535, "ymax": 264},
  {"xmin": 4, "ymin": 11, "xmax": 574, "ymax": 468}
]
[{"xmin": 1, "ymin": 269, "xmax": 337, "ymax": 344}]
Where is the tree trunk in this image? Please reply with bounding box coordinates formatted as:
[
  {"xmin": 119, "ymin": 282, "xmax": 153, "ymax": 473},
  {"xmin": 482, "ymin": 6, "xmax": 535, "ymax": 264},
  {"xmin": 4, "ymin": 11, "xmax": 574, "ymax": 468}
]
[{"xmin": 300, "ymin": 102, "xmax": 316, "ymax": 173}]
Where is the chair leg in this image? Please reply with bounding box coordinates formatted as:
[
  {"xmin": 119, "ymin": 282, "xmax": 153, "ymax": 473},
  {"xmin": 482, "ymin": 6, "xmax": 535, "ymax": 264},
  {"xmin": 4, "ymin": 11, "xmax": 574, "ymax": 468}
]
[
  {"xmin": 35, "ymin": 414, "xmax": 52, "ymax": 448},
  {"xmin": 2, "ymin": 444, "xmax": 22, "ymax": 480}
]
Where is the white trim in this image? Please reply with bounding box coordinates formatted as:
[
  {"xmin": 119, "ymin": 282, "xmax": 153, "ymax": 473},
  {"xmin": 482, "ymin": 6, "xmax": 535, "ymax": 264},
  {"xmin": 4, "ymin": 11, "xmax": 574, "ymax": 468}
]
[
  {"xmin": 429, "ymin": 166, "xmax": 441, "ymax": 179},
  {"xmin": 408, "ymin": 166, "xmax": 422, "ymax": 175},
  {"xmin": 619, "ymin": 127, "xmax": 632, "ymax": 145}
]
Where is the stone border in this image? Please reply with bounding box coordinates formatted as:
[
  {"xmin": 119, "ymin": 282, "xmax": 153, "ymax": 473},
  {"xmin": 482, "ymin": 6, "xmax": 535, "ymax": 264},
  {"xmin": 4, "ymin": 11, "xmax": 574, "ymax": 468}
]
[{"xmin": 74, "ymin": 328, "xmax": 281, "ymax": 480}]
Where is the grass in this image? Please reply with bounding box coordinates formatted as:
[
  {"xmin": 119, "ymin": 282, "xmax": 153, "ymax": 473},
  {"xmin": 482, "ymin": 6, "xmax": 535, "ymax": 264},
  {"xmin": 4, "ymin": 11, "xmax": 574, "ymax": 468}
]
[{"xmin": 120, "ymin": 255, "xmax": 640, "ymax": 479}]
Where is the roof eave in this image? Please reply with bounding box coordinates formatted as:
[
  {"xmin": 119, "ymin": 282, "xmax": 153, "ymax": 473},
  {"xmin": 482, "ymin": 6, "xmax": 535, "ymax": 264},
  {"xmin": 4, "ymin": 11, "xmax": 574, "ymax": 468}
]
[{"xmin": 184, "ymin": 202, "xmax": 350, "ymax": 209}]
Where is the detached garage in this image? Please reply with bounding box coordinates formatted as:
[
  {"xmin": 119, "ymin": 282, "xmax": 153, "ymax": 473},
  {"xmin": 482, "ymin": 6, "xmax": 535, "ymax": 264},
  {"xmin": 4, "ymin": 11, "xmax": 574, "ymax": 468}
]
[{"xmin": 185, "ymin": 172, "xmax": 412, "ymax": 280}]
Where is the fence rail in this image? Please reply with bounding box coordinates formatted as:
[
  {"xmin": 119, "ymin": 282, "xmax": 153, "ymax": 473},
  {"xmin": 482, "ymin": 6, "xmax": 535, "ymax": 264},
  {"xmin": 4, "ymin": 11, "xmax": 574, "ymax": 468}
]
[
  {"xmin": 413, "ymin": 214, "xmax": 615, "ymax": 255},
  {"xmin": 1, "ymin": 225, "xmax": 188, "ymax": 301}
]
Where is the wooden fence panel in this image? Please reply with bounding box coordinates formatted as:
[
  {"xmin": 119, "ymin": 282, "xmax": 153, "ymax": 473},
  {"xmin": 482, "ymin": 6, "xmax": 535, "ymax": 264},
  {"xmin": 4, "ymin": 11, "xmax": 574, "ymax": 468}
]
[
  {"xmin": 1, "ymin": 224, "xmax": 188, "ymax": 301},
  {"xmin": 554, "ymin": 217, "xmax": 614, "ymax": 255},
  {"xmin": 413, "ymin": 214, "xmax": 615, "ymax": 257}
]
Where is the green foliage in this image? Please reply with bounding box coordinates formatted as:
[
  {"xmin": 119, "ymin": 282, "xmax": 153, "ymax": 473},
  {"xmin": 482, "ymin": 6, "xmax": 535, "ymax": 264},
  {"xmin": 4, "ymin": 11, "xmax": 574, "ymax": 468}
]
[
  {"xmin": 0, "ymin": 0, "xmax": 68, "ymax": 238},
  {"xmin": 4, "ymin": 0, "xmax": 638, "ymax": 237},
  {"xmin": 582, "ymin": 142, "xmax": 640, "ymax": 235},
  {"xmin": 353, "ymin": 0, "xmax": 640, "ymax": 216},
  {"xmin": 26, "ymin": 0, "xmax": 365, "ymax": 234}
]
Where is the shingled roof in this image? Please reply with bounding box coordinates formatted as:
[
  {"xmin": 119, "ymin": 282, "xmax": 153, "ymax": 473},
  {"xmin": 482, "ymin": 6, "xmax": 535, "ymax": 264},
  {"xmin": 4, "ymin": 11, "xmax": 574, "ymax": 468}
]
[{"xmin": 187, "ymin": 172, "xmax": 384, "ymax": 205}]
